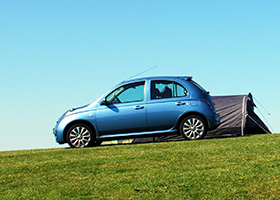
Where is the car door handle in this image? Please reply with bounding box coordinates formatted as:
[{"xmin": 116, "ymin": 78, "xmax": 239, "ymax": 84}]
[
  {"xmin": 175, "ymin": 102, "xmax": 186, "ymax": 106},
  {"xmin": 134, "ymin": 105, "xmax": 144, "ymax": 110}
]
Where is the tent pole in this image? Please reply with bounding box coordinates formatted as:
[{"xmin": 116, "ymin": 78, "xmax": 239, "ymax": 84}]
[{"xmin": 241, "ymin": 96, "xmax": 247, "ymax": 136}]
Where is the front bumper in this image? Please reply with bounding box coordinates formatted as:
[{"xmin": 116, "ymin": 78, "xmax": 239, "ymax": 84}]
[{"xmin": 53, "ymin": 119, "xmax": 66, "ymax": 144}]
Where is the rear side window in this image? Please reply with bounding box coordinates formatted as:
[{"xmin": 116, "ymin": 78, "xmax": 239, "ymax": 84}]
[
  {"xmin": 151, "ymin": 80, "xmax": 188, "ymax": 100},
  {"xmin": 189, "ymin": 80, "xmax": 206, "ymax": 94}
]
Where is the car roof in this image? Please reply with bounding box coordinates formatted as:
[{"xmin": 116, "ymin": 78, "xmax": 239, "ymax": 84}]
[{"xmin": 121, "ymin": 76, "xmax": 193, "ymax": 84}]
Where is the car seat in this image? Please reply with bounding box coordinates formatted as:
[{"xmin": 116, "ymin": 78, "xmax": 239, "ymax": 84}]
[{"xmin": 161, "ymin": 87, "xmax": 172, "ymax": 98}]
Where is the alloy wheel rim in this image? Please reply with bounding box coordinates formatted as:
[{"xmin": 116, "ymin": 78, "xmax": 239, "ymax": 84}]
[
  {"xmin": 69, "ymin": 126, "xmax": 91, "ymax": 148},
  {"xmin": 183, "ymin": 118, "xmax": 204, "ymax": 139}
]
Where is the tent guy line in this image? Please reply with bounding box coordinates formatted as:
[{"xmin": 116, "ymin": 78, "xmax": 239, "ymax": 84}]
[{"xmin": 253, "ymin": 96, "xmax": 277, "ymax": 133}]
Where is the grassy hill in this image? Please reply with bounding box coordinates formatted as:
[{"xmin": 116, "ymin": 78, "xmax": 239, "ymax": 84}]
[{"xmin": 1, "ymin": 134, "xmax": 280, "ymax": 199}]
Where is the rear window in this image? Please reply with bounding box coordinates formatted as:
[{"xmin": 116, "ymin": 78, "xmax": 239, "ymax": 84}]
[{"xmin": 189, "ymin": 80, "xmax": 206, "ymax": 94}]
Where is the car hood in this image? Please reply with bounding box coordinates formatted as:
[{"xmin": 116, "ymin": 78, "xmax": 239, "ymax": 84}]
[
  {"xmin": 59, "ymin": 103, "xmax": 91, "ymax": 121},
  {"xmin": 69, "ymin": 104, "xmax": 90, "ymax": 112}
]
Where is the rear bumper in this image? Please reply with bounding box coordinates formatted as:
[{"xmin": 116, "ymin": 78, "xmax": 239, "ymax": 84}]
[{"xmin": 208, "ymin": 113, "xmax": 220, "ymax": 130}]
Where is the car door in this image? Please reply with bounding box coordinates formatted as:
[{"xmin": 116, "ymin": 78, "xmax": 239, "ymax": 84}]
[
  {"xmin": 147, "ymin": 80, "xmax": 189, "ymax": 130},
  {"xmin": 96, "ymin": 81, "xmax": 147, "ymax": 136}
]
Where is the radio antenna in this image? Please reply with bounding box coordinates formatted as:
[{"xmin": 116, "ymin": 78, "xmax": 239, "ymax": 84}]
[{"xmin": 125, "ymin": 66, "xmax": 157, "ymax": 81}]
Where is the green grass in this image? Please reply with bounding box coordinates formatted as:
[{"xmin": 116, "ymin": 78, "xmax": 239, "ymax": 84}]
[{"xmin": 1, "ymin": 134, "xmax": 280, "ymax": 199}]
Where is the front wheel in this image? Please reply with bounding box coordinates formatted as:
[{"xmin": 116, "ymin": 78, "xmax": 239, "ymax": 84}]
[
  {"xmin": 180, "ymin": 115, "xmax": 207, "ymax": 140},
  {"xmin": 66, "ymin": 124, "xmax": 94, "ymax": 148}
]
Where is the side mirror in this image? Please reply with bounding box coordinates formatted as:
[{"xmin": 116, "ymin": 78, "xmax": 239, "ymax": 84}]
[{"xmin": 100, "ymin": 99, "xmax": 109, "ymax": 105}]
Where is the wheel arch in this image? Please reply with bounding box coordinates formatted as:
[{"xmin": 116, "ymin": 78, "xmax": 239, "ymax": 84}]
[
  {"xmin": 63, "ymin": 120, "xmax": 97, "ymax": 142},
  {"xmin": 177, "ymin": 112, "xmax": 209, "ymax": 131}
]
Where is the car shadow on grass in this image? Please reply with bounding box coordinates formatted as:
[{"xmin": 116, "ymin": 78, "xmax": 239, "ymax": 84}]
[
  {"xmin": 63, "ymin": 132, "xmax": 267, "ymax": 149},
  {"xmin": 99, "ymin": 132, "xmax": 268, "ymax": 147}
]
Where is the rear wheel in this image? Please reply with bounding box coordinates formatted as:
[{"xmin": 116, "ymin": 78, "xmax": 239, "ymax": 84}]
[
  {"xmin": 66, "ymin": 124, "xmax": 94, "ymax": 148},
  {"xmin": 180, "ymin": 115, "xmax": 207, "ymax": 140}
]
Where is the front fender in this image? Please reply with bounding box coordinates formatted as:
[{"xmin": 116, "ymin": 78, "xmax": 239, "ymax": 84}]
[{"xmin": 54, "ymin": 111, "xmax": 97, "ymax": 143}]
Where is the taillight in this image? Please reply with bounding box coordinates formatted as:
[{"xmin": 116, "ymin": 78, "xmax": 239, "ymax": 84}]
[{"xmin": 204, "ymin": 99, "xmax": 213, "ymax": 111}]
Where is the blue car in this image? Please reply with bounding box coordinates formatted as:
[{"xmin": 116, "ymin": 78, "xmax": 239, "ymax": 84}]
[{"xmin": 53, "ymin": 76, "xmax": 220, "ymax": 148}]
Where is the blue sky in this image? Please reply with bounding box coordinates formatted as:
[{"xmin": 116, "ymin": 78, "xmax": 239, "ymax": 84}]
[{"xmin": 1, "ymin": 1, "xmax": 280, "ymax": 151}]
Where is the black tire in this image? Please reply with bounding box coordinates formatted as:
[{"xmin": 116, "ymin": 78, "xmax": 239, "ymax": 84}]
[
  {"xmin": 179, "ymin": 115, "xmax": 207, "ymax": 140},
  {"xmin": 66, "ymin": 124, "xmax": 95, "ymax": 148}
]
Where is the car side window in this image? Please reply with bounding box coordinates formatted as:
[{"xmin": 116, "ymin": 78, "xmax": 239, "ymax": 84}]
[
  {"xmin": 151, "ymin": 80, "xmax": 188, "ymax": 100},
  {"xmin": 106, "ymin": 81, "xmax": 145, "ymax": 104},
  {"xmin": 174, "ymin": 83, "xmax": 188, "ymax": 97}
]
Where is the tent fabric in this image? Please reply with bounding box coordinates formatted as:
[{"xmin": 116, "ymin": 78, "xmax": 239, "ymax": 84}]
[
  {"xmin": 132, "ymin": 93, "xmax": 270, "ymax": 144},
  {"xmin": 207, "ymin": 93, "xmax": 270, "ymax": 137}
]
